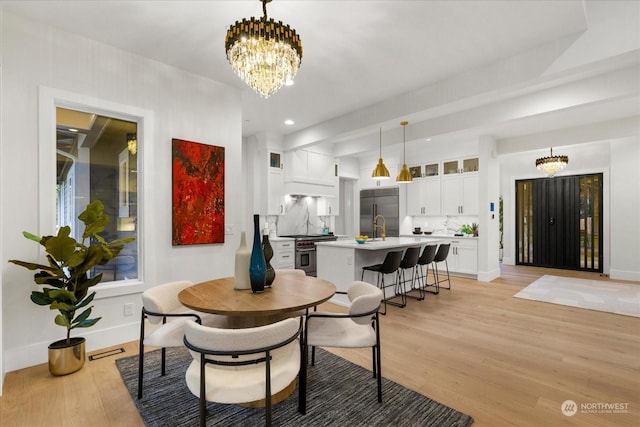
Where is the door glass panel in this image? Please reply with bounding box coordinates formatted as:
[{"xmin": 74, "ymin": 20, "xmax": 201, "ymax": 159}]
[
  {"xmin": 56, "ymin": 107, "xmax": 138, "ymax": 282},
  {"xmin": 516, "ymin": 180, "xmax": 534, "ymax": 264},
  {"xmin": 580, "ymin": 175, "xmax": 600, "ymax": 270}
]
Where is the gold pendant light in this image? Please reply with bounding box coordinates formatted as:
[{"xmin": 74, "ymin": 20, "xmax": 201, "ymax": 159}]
[
  {"xmin": 396, "ymin": 121, "xmax": 412, "ymax": 183},
  {"xmin": 225, "ymin": 0, "xmax": 303, "ymax": 99},
  {"xmin": 372, "ymin": 128, "xmax": 390, "ymax": 179}
]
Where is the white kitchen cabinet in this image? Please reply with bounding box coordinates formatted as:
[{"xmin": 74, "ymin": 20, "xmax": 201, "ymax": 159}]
[
  {"xmin": 285, "ymin": 149, "xmax": 335, "ymax": 187},
  {"xmin": 267, "ymin": 169, "xmax": 286, "ymax": 215},
  {"xmin": 317, "ymin": 196, "xmax": 339, "ymax": 216},
  {"xmin": 438, "ymin": 238, "xmax": 477, "ymax": 276},
  {"xmin": 442, "ymin": 173, "xmax": 478, "ymax": 215},
  {"xmin": 407, "ymin": 178, "xmax": 441, "ymax": 216},
  {"xmin": 273, "ymin": 239, "xmax": 295, "ymax": 269}
]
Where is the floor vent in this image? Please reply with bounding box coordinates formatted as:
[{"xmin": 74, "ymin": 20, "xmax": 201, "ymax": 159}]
[{"xmin": 89, "ymin": 347, "xmax": 125, "ymax": 361}]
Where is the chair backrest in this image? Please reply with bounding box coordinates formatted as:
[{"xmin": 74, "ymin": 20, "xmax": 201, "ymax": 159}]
[
  {"xmin": 184, "ymin": 317, "xmax": 301, "ymax": 365},
  {"xmin": 348, "ymin": 281, "xmax": 383, "ymax": 324},
  {"xmin": 142, "ymin": 280, "xmax": 193, "ymax": 324},
  {"xmin": 418, "ymin": 245, "xmax": 438, "ymax": 265},
  {"xmin": 399, "ymin": 246, "xmax": 421, "ymax": 269},
  {"xmin": 433, "ymin": 243, "xmax": 451, "ymax": 262},
  {"xmin": 379, "ymin": 250, "xmax": 404, "ymax": 274},
  {"xmin": 275, "ymin": 269, "xmax": 306, "ymax": 277}
]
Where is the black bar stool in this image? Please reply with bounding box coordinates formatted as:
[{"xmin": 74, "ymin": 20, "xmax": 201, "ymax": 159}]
[
  {"xmin": 361, "ymin": 250, "xmax": 403, "ymax": 315},
  {"xmin": 398, "ymin": 246, "xmax": 421, "ymax": 301},
  {"xmin": 412, "ymin": 244, "xmax": 438, "ymax": 298},
  {"xmin": 433, "ymin": 243, "xmax": 452, "ymax": 290}
]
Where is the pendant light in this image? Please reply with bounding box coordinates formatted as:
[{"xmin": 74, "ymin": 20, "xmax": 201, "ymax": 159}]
[
  {"xmin": 396, "ymin": 121, "xmax": 412, "ymax": 183},
  {"xmin": 536, "ymin": 147, "xmax": 569, "ymax": 176},
  {"xmin": 371, "ymin": 128, "xmax": 390, "ymax": 179},
  {"xmin": 225, "ymin": 0, "xmax": 303, "ymax": 99}
]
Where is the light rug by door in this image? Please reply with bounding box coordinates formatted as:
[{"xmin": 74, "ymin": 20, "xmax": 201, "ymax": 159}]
[
  {"xmin": 514, "ymin": 275, "xmax": 640, "ymax": 317},
  {"xmin": 117, "ymin": 347, "xmax": 474, "ymax": 427}
]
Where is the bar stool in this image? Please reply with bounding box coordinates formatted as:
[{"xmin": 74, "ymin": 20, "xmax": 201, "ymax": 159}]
[
  {"xmin": 414, "ymin": 244, "xmax": 438, "ymax": 298},
  {"xmin": 398, "ymin": 246, "xmax": 422, "ymax": 301},
  {"xmin": 361, "ymin": 250, "xmax": 403, "ymax": 315},
  {"xmin": 433, "ymin": 243, "xmax": 452, "ymax": 290}
]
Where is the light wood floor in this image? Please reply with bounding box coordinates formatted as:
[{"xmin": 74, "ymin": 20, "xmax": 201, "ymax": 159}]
[{"xmin": 1, "ymin": 266, "xmax": 638, "ymax": 427}]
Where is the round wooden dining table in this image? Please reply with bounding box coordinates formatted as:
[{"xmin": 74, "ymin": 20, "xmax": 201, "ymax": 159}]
[{"xmin": 178, "ymin": 274, "xmax": 337, "ymax": 328}]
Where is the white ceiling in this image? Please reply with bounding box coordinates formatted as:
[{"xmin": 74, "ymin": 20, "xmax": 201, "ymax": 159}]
[{"xmin": 4, "ymin": 0, "xmax": 638, "ymax": 158}]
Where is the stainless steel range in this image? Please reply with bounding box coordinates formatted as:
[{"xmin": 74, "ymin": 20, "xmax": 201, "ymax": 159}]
[{"xmin": 280, "ymin": 234, "xmax": 338, "ymax": 277}]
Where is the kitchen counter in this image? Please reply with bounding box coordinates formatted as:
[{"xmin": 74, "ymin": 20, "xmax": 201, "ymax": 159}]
[
  {"xmin": 401, "ymin": 233, "xmax": 478, "ymax": 239},
  {"xmin": 316, "ymin": 236, "xmax": 443, "ymax": 250},
  {"xmin": 316, "ymin": 237, "xmax": 443, "ymax": 306}
]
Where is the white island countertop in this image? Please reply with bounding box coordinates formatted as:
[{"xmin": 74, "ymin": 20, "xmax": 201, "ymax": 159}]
[{"xmin": 316, "ymin": 236, "xmax": 443, "ymax": 250}]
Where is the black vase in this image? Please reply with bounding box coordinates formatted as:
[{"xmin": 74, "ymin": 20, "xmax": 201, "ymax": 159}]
[
  {"xmin": 263, "ymin": 233, "xmax": 275, "ymax": 287},
  {"xmin": 249, "ymin": 215, "xmax": 266, "ymax": 293}
]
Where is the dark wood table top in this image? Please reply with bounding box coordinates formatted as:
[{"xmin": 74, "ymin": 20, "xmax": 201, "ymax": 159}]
[{"xmin": 178, "ymin": 274, "xmax": 336, "ymax": 320}]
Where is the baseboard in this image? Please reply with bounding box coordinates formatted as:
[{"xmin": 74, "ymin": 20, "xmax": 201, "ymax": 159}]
[
  {"xmin": 609, "ymin": 269, "xmax": 640, "ymax": 282},
  {"xmin": 4, "ymin": 321, "xmax": 139, "ymax": 373},
  {"xmin": 477, "ymin": 268, "xmax": 500, "ymax": 282}
]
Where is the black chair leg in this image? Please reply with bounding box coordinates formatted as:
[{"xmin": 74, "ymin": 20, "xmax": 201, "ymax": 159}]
[{"xmin": 137, "ymin": 310, "xmax": 145, "ymax": 399}]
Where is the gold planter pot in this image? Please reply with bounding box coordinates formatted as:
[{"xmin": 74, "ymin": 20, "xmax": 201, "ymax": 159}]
[{"xmin": 48, "ymin": 337, "xmax": 86, "ymax": 376}]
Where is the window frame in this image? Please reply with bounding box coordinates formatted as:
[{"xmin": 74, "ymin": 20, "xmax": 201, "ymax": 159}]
[{"xmin": 39, "ymin": 86, "xmax": 154, "ymax": 299}]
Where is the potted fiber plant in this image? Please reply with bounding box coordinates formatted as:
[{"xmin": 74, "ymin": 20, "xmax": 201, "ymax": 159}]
[{"xmin": 8, "ymin": 200, "xmax": 134, "ymax": 375}]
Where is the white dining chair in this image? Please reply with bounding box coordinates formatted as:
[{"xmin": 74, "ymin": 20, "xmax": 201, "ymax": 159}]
[
  {"xmin": 301, "ymin": 280, "xmax": 383, "ymax": 414},
  {"xmin": 183, "ymin": 317, "xmax": 303, "ymax": 426}
]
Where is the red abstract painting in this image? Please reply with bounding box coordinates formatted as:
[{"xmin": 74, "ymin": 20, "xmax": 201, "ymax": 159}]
[{"xmin": 172, "ymin": 139, "xmax": 225, "ymax": 245}]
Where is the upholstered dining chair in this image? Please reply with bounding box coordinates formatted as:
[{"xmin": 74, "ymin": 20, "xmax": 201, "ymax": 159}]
[
  {"xmin": 274, "ymin": 268, "xmax": 306, "ymax": 276},
  {"xmin": 137, "ymin": 280, "xmax": 223, "ymax": 399},
  {"xmin": 183, "ymin": 317, "xmax": 303, "ymax": 427},
  {"xmin": 301, "ymin": 281, "xmax": 384, "ymax": 414}
]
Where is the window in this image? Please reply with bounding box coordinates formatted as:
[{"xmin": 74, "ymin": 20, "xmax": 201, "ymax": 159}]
[{"xmin": 56, "ymin": 107, "xmax": 138, "ymax": 282}]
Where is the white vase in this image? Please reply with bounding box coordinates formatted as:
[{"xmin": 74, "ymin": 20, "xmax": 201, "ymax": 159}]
[{"xmin": 234, "ymin": 231, "xmax": 251, "ymax": 290}]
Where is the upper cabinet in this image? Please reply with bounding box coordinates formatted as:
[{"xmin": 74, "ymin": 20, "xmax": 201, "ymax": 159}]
[
  {"xmin": 442, "ymin": 157, "xmax": 479, "ymax": 215},
  {"xmin": 443, "ymin": 157, "xmax": 479, "ymax": 175},
  {"xmin": 406, "ymin": 163, "xmax": 441, "ymax": 216},
  {"xmin": 267, "ymin": 150, "xmax": 286, "ymax": 215},
  {"xmin": 285, "ymin": 149, "xmax": 335, "ymax": 187}
]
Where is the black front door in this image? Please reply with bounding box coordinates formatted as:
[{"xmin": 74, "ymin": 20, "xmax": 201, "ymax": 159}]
[{"xmin": 516, "ymin": 173, "xmax": 602, "ymax": 272}]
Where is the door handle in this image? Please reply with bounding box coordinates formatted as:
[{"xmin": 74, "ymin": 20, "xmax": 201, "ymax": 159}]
[{"xmin": 549, "ymin": 217, "xmax": 555, "ymax": 225}]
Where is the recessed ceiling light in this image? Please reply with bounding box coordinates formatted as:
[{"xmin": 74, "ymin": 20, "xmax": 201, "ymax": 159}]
[
  {"xmin": 426, "ymin": 138, "xmax": 432, "ymax": 142},
  {"xmin": 284, "ymin": 119, "xmax": 295, "ymax": 126}
]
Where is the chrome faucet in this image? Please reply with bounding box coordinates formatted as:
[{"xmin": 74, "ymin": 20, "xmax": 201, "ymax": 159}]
[{"xmin": 373, "ymin": 215, "xmax": 386, "ymax": 241}]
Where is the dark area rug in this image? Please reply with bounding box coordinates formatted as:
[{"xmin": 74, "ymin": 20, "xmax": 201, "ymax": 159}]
[{"xmin": 116, "ymin": 347, "xmax": 474, "ymax": 426}]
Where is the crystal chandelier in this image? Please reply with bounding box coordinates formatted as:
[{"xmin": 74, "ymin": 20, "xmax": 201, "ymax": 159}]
[
  {"xmin": 372, "ymin": 128, "xmax": 390, "ymax": 179},
  {"xmin": 225, "ymin": 0, "xmax": 303, "ymax": 99},
  {"xmin": 396, "ymin": 121, "xmax": 413, "ymax": 183},
  {"xmin": 536, "ymin": 147, "xmax": 568, "ymax": 176}
]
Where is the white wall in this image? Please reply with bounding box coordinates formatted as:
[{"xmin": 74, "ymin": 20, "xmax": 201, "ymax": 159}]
[
  {"xmin": 609, "ymin": 137, "xmax": 640, "ymax": 281},
  {"xmin": 0, "ymin": 11, "xmax": 242, "ymax": 377}
]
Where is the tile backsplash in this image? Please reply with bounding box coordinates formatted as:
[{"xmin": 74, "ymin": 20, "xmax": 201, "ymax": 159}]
[
  {"xmin": 411, "ymin": 215, "xmax": 479, "ymax": 234},
  {"xmin": 267, "ymin": 196, "xmax": 334, "ymax": 236}
]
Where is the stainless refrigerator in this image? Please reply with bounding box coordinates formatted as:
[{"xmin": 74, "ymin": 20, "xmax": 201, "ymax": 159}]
[{"xmin": 360, "ymin": 187, "xmax": 400, "ymax": 238}]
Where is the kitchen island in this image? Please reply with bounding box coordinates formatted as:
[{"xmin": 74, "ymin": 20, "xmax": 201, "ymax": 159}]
[{"xmin": 316, "ymin": 237, "xmax": 442, "ymax": 306}]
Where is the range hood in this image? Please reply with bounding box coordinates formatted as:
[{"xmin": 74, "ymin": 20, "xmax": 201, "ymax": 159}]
[{"xmin": 284, "ymin": 182, "xmax": 336, "ymax": 198}]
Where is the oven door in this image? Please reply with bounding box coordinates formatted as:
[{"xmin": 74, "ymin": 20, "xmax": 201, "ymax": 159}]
[{"xmin": 295, "ymin": 247, "xmax": 317, "ymax": 276}]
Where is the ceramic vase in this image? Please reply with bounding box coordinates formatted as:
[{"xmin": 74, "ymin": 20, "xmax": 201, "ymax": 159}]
[
  {"xmin": 249, "ymin": 215, "xmax": 266, "ymax": 293},
  {"xmin": 263, "ymin": 233, "xmax": 275, "ymax": 287},
  {"xmin": 234, "ymin": 231, "xmax": 251, "ymax": 290}
]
